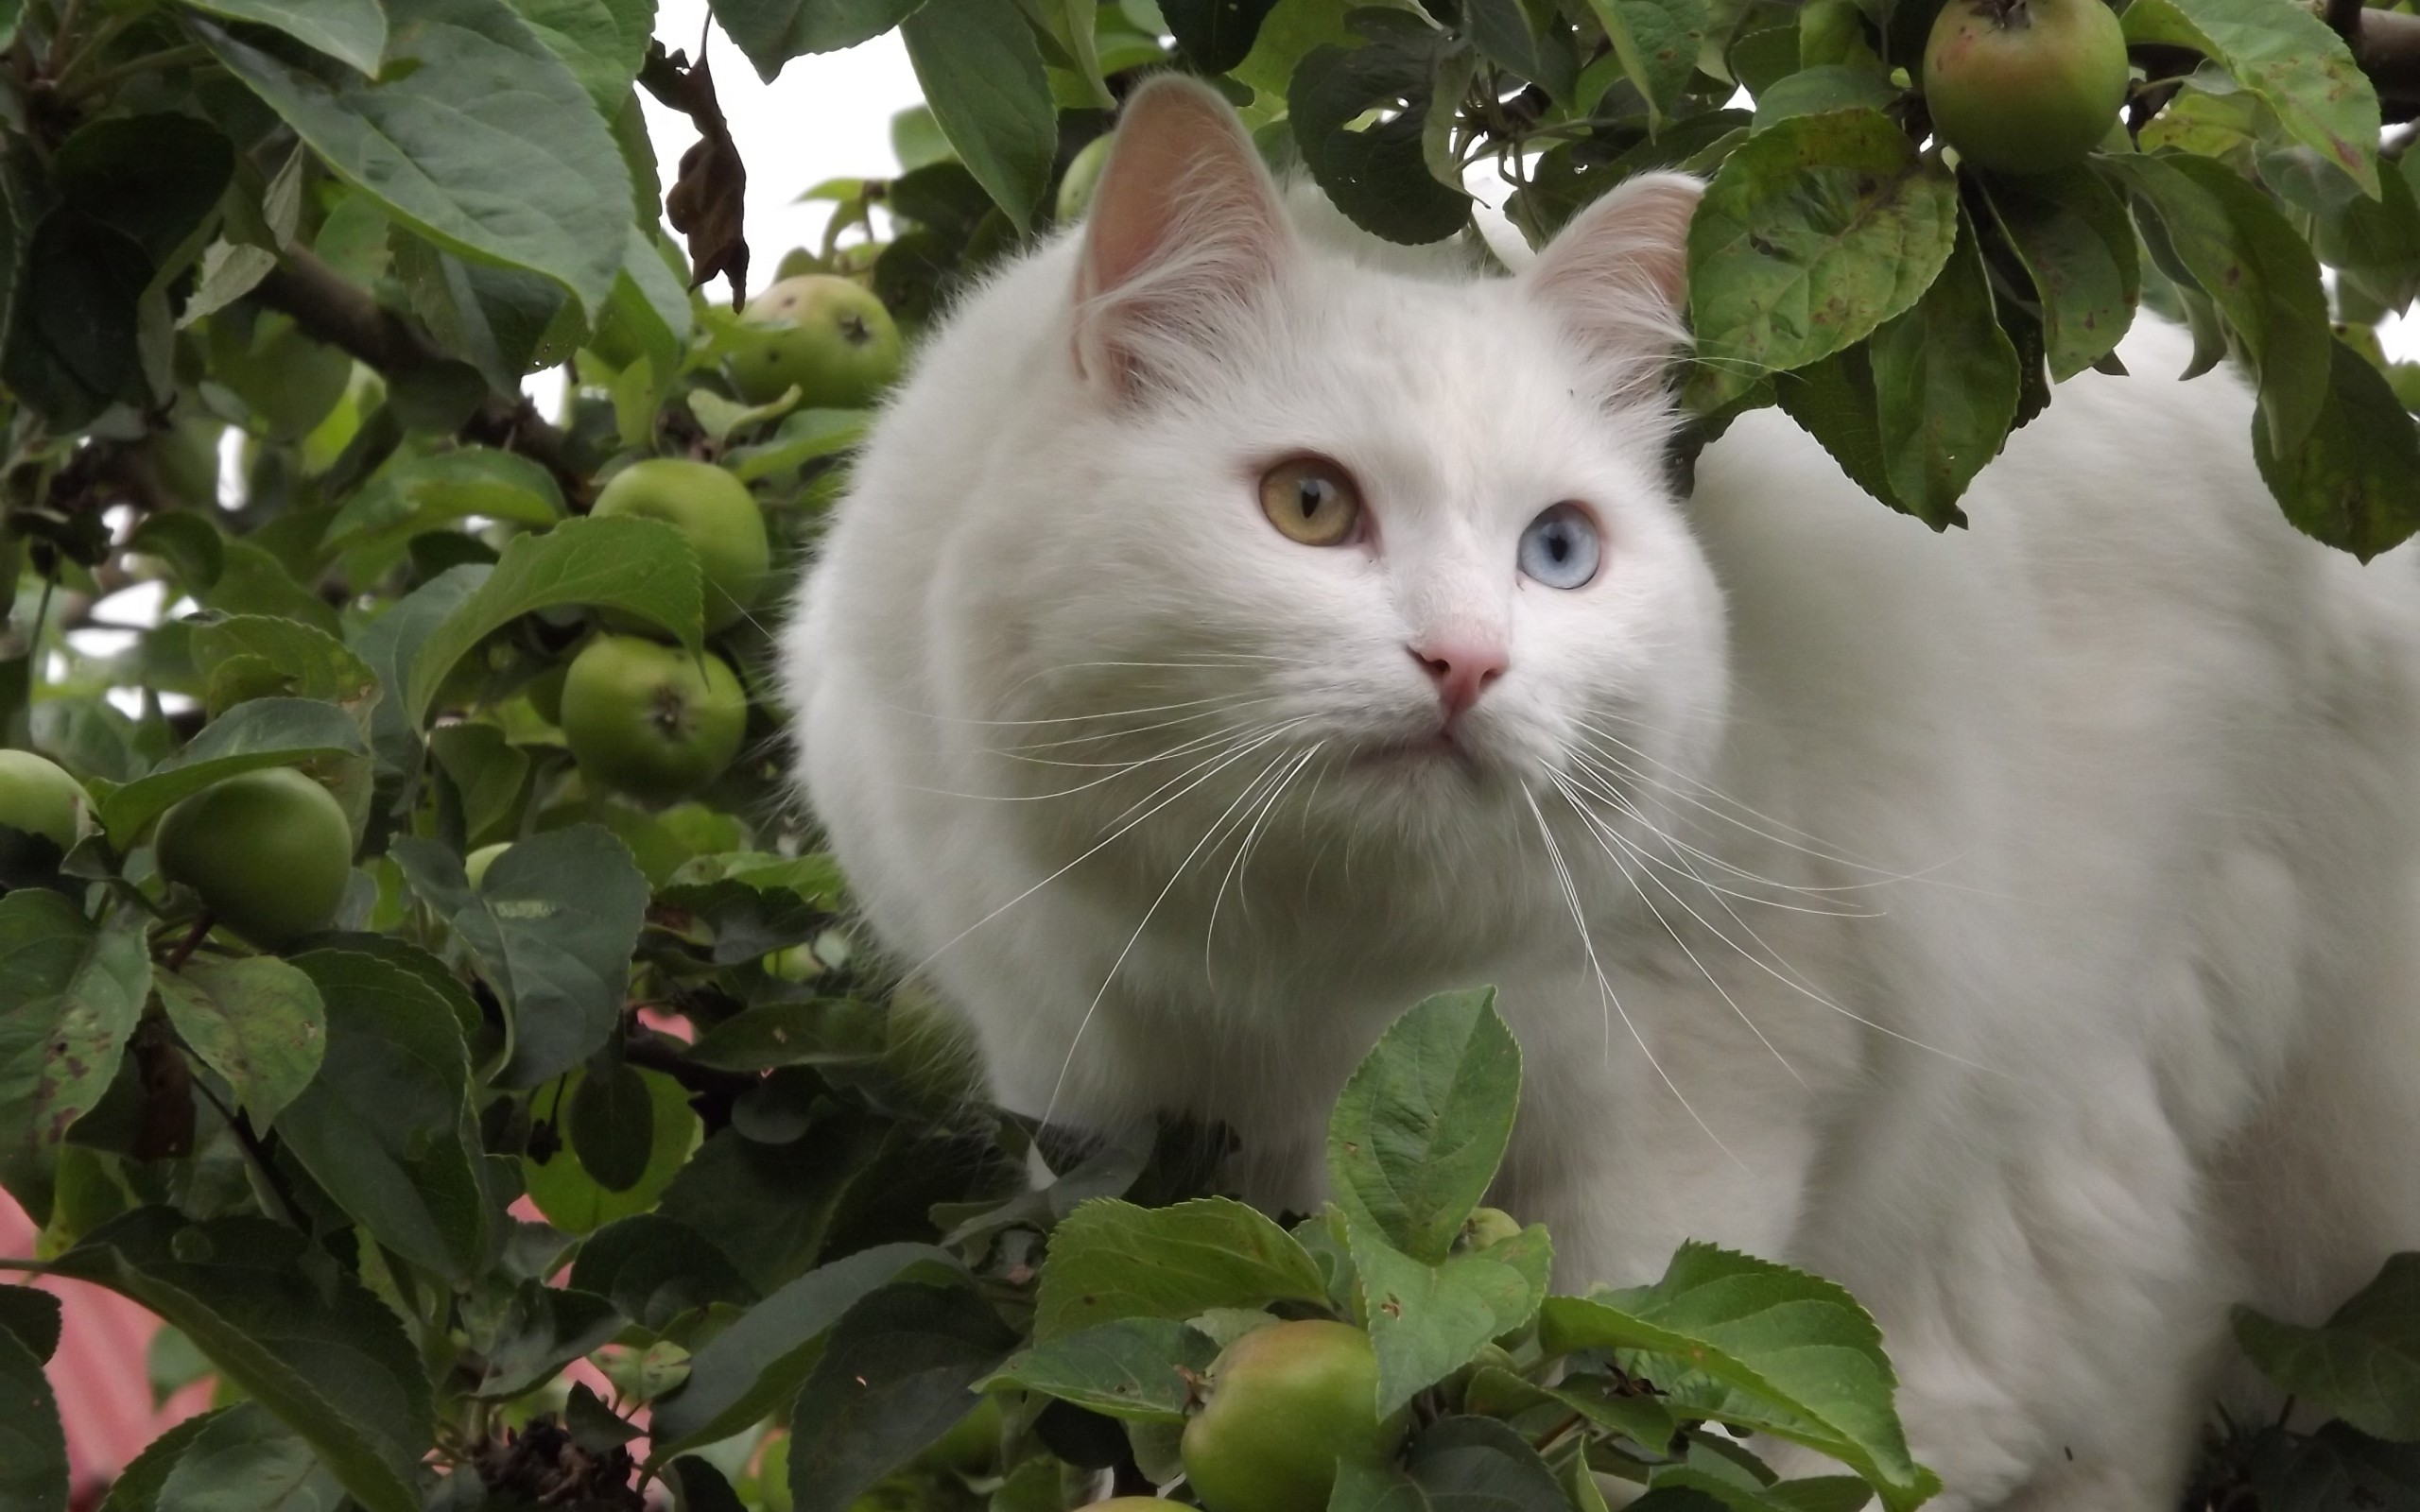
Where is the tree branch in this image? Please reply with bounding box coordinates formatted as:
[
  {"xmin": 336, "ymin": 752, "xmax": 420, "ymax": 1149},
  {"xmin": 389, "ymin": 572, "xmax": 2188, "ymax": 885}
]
[
  {"xmin": 2325, "ymin": 2, "xmax": 2420, "ymax": 123},
  {"xmin": 252, "ymin": 247, "xmax": 587, "ymax": 501}
]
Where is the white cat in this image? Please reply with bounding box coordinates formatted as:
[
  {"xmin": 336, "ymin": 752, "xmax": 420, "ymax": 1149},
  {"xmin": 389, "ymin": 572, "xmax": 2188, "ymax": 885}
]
[{"xmin": 781, "ymin": 77, "xmax": 2420, "ymax": 1510}]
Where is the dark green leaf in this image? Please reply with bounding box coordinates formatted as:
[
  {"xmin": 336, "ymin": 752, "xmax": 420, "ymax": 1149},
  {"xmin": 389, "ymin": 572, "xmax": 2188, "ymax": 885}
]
[
  {"xmin": 1869, "ymin": 212, "xmax": 2019, "ymax": 528},
  {"xmin": 685, "ymin": 999, "xmax": 886, "ymax": 1072},
  {"xmin": 523, "ymin": 1065, "xmax": 701, "ymax": 1232},
  {"xmin": 0, "ymin": 1323, "xmax": 65, "ymax": 1512},
  {"xmin": 1579, "ymin": 0, "xmax": 1705, "ymax": 121},
  {"xmin": 1290, "ymin": 33, "xmax": 1471, "ymax": 245},
  {"xmin": 508, "ymin": 0, "xmax": 648, "ymax": 111},
  {"xmin": 96, "ymin": 697, "xmax": 368, "ymax": 845},
  {"xmin": 983, "ymin": 1316, "xmax": 1218, "ymax": 1421},
  {"xmin": 53, "ymin": 1211, "xmax": 431, "ymax": 1512},
  {"xmin": 55, "ymin": 115, "xmax": 236, "ymax": 265},
  {"xmin": 156, "ymin": 956, "xmax": 327, "ymax": 1127},
  {"xmin": 1687, "ymin": 109, "xmax": 1959, "ymax": 404},
  {"xmin": 1405, "ymin": 1416, "xmax": 1568, "ymax": 1511},
  {"xmin": 1033, "ymin": 1195, "xmax": 1330, "ymax": 1341},
  {"xmin": 276, "ymin": 950, "xmax": 488, "ymax": 1281},
  {"xmin": 1333, "ymin": 1460, "xmax": 1436, "ymax": 1512},
  {"xmin": 1354, "ymin": 1220, "xmax": 1550, "ymax": 1416},
  {"xmin": 1164, "ymin": 0, "xmax": 1278, "ymax": 71},
  {"xmin": 1326, "ymin": 988, "xmax": 1521, "ymax": 1264},
  {"xmin": 2, "ymin": 211, "xmax": 151, "ymax": 430},
  {"xmin": 2251, "ymin": 338, "xmax": 2420, "ymax": 562},
  {"xmin": 155, "ymin": 1400, "xmax": 345, "ymax": 1511},
  {"xmin": 404, "ymin": 515, "xmax": 703, "ymax": 725},
  {"xmin": 469, "ymin": 1281, "xmax": 622, "ymax": 1398},
  {"xmin": 0, "ymin": 892, "xmax": 151, "ymax": 1158},
  {"xmin": 0, "ymin": 1286, "xmax": 60, "ymax": 1363},
  {"xmin": 97, "ymin": 1411, "xmax": 222, "ymax": 1512},
  {"xmin": 201, "ymin": 0, "xmax": 631, "ymax": 318},
  {"xmin": 2235, "ymin": 1252, "xmax": 2420, "ymax": 1440},
  {"xmin": 2249, "ymin": 1420, "xmax": 2420, "ymax": 1512},
  {"xmin": 569, "ymin": 1059, "xmax": 655, "ymax": 1193},
  {"xmin": 324, "ymin": 446, "xmax": 565, "ymax": 558},
  {"xmin": 648, "ymin": 1241, "xmax": 961, "ymax": 1453},
  {"xmin": 712, "ymin": 0, "xmax": 930, "ymax": 77},
  {"xmin": 667, "ymin": 1456, "xmax": 749, "ymax": 1512},
  {"xmin": 901, "ymin": 0, "xmax": 1057, "ymax": 233},
  {"xmin": 392, "ymin": 825, "xmax": 649, "ymax": 1086},
  {"xmin": 569, "ymin": 1214, "xmax": 757, "ymax": 1331},
  {"xmin": 189, "ymin": 617, "xmax": 382, "ymax": 721},
  {"xmin": 653, "ymin": 1114, "xmax": 898, "ymax": 1292},
  {"xmin": 2122, "ymin": 0, "xmax": 2378, "ymax": 195},
  {"xmin": 179, "ymin": 0, "xmax": 389, "ymax": 73},
  {"xmin": 1773, "ymin": 345, "xmax": 1898, "ymax": 509},
  {"xmin": 1977, "ymin": 166, "xmax": 2138, "ymax": 383},
  {"xmin": 787, "ymin": 1283, "xmax": 1021, "ymax": 1512},
  {"xmin": 1749, "ymin": 66, "xmax": 1896, "ymax": 131},
  {"xmin": 1464, "ymin": 0, "xmax": 1577, "ymax": 101}
]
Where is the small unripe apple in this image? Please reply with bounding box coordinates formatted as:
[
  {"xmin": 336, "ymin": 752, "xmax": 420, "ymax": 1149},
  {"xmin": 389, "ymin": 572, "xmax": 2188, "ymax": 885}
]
[
  {"xmin": 560, "ymin": 636, "xmax": 748, "ymax": 804},
  {"xmin": 0, "ymin": 749, "xmax": 89, "ymax": 850},
  {"xmin": 155, "ymin": 767, "xmax": 354, "ymax": 948},
  {"xmin": 727, "ymin": 275, "xmax": 902, "ymax": 408},
  {"xmin": 1181, "ymin": 1320, "xmax": 1406, "ymax": 1512},
  {"xmin": 1924, "ymin": 0, "xmax": 2129, "ymax": 176},
  {"xmin": 591, "ymin": 459, "xmax": 769, "ymax": 633}
]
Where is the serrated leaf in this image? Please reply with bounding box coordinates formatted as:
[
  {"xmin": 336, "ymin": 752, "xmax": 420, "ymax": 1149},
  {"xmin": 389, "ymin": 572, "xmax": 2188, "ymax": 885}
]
[
  {"xmin": 53, "ymin": 1211, "xmax": 431, "ymax": 1512},
  {"xmin": 724, "ymin": 407, "xmax": 871, "ymax": 482},
  {"xmin": 523, "ymin": 1065, "xmax": 700, "ymax": 1232},
  {"xmin": 392, "ymin": 825, "xmax": 649, "ymax": 1086},
  {"xmin": 508, "ymin": 0, "xmax": 647, "ymax": 112},
  {"xmin": 188, "ymin": 617, "xmax": 381, "ymax": 722},
  {"xmin": 2234, "ymin": 1252, "xmax": 2420, "ymax": 1441},
  {"xmin": 983, "ymin": 1316, "xmax": 1217, "ymax": 1421},
  {"xmin": 2123, "ymin": 0, "xmax": 2378, "ymax": 196},
  {"xmin": 321, "ymin": 446, "xmax": 564, "ymax": 556},
  {"xmin": 0, "ymin": 1322, "xmax": 65, "ymax": 1512},
  {"xmin": 404, "ymin": 516, "xmax": 700, "ymax": 725},
  {"xmin": 569, "ymin": 1214, "xmax": 756, "ymax": 1332},
  {"xmin": 178, "ymin": 0, "xmax": 387, "ymax": 74},
  {"xmin": 1977, "ymin": 166, "xmax": 2137, "ymax": 383},
  {"xmin": 2251, "ymin": 338, "xmax": 2420, "ymax": 561},
  {"xmin": 200, "ymin": 0, "xmax": 630, "ymax": 318},
  {"xmin": 275, "ymin": 950, "xmax": 487, "ymax": 1281},
  {"xmin": 1869, "ymin": 211, "xmax": 2019, "ymax": 528},
  {"xmin": 1034, "ymin": 1196, "xmax": 1331, "ymax": 1341},
  {"xmin": 1291, "ymin": 32, "xmax": 1472, "ymax": 246},
  {"xmin": 788, "ymin": 1283, "xmax": 1021, "ymax": 1512},
  {"xmin": 1538, "ymin": 1245, "xmax": 1937, "ymax": 1512},
  {"xmin": 648, "ymin": 1241, "xmax": 962, "ymax": 1454},
  {"xmin": 97, "ymin": 1411, "xmax": 221, "ymax": 1512},
  {"xmin": 1406, "ymin": 1416, "xmax": 1569, "ymax": 1511},
  {"xmin": 714, "ymin": 0, "xmax": 929, "ymax": 78},
  {"xmin": 1773, "ymin": 345, "xmax": 1898, "ymax": 510},
  {"xmin": 1354, "ymin": 1220, "xmax": 1550, "ymax": 1416},
  {"xmin": 902, "ymin": 0, "xmax": 1057, "ymax": 233},
  {"xmin": 0, "ymin": 892, "xmax": 151, "ymax": 1156},
  {"xmin": 1688, "ymin": 109, "xmax": 1959, "ymax": 404},
  {"xmin": 155, "ymin": 1400, "xmax": 346, "ymax": 1511},
  {"xmin": 95, "ymin": 697, "xmax": 368, "ymax": 844},
  {"xmin": 156, "ymin": 956, "xmax": 326, "ymax": 1127},
  {"xmin": 1327, "ymin": 988, "xmax": 1520, "ymax": 1264},
  {"xmin": 0, "ymin": 1286, "xmax": 60, "ymax": 1363}
]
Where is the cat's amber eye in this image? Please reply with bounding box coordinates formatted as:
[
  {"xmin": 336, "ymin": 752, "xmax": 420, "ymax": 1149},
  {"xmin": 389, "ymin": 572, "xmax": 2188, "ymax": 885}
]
[{"xmin": 1258, "ymin": 456, "xmax": 1362, "ymax": 547}]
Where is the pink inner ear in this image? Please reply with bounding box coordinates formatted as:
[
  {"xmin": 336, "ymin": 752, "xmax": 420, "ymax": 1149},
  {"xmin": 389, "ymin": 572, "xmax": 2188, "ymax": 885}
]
[
  {"xmin": 1523, "ymin": 173, "xmax": 1704, "ymax": 398},
  {"xmin": 1073, "ymin": 77, "xmax": 1293, "ymax": 391}
]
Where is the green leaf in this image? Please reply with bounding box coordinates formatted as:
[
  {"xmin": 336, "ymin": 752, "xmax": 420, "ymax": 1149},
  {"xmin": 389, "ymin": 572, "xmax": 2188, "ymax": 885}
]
[
  {"xmin": 1868, "ymin": 211, "xmax": 2019, "ymax": 528},
  {"xmin": 188, "ymin": 617, "xmax": 381, "ymax": 722},
  {"xmin": 648, "ymin": 1241, "xmax": 962, "ymax": 1454},
  {"xmin": 1540, "ymin": 1245, "xmax": 1936, "ymax": 1511},
  {"xmin": 0, "ymin": 1286, "xmax": 60, "ymax": 1363},
  {"xmin": 714, "ymin": 0, "xmax": 930, "ymax": 78},
  {"xmin": 428, "ymin": 724, "xmax": 528, "ymax": 844},
  {"xmin": 1773, "ymin": 345, "xmax": 1898, "ymax": 511},
  {"xmin": 684, "ymin": 999, "xmax": 886, "ymax": 1072},
  {"xmin": 1165, "ymin": 0, "xmax": 1279, "ymax": 71},
  {"xmin": 787, "ymin": 1283, "xmax": 1022, "ymax": 1512},
  {"xmin": 321, "ymin": 446, "xmax": 565, "ymax": 556},
  {"xmin": 982, "ymin": 1316, "xmax": 1218, "ymax": 1421},
  {"xmin": 200, "ymin": 0, "xmax": 631, "ymax": 318},
  {"xmin": 0, "ymin": 1322, "xmax": 66, "ymax": 1512},
  {"xmin": 1748, "ymin": 64, "xmax": 1894, "ymax": 131},
  {"xmin": 1688, "ymin": 109, "xmax": 1959, "ymax": 403},
  {"xmin": 2123, "ymin": 0, "xmax": 2378, "ymax": 196},
  {"xmin": 1405, "ymin": 1416, "xmax": 1569, "ymax": 1511},
  {"xmin": 522, "ymin": 1065, "xmax": 701, "ymax": 1232},
  {"xmin": 1290, "ymin": 31, "xmax": 1472, "ymax": 246},
  {"xmin": 1, "ymin": 210, "xmax": 152, "ymax": 432},
  {"xmin": 1354, "ymin": 1220, "xmax": 1550, "ymax": 1416},
  {"xmin": 155, "ymin": 1401, "xmax": 346, "ymax": 1511},
  {"xmin": 403, "ymin": 515, "xmax": 702, "ymax": 726},
  {"xmin": 392, "ymin": 825, "xmax": 650, "ymax": 1086},
  {"xmin": 96, "ymin": 697, "xmax": 368, "ymax": 845},
  {"xmin": 0, "ymin": 892, "xmax": 151, "ymax": 1156},
  {"xmin": 723, "ymin": 406, "xmax": 871, "ymax": 483},
  {"xmin": 1464, "ymin": 0, "xmax": 1577, "ymax": 102},
  {"xmin": 178, "ymin": 0, "xmax": 388, "ymax": 73},
  {"xmin": 54, "ymin": 114, "xmax": 237, "ymax": 265},
  {"xmin": 274, "ymin": 950, "xmax": 487, "ymax": 1281},
  {"xmin": 2251, "ymin": 337, "xmax": 2420, "ymax": 562},
  {"xmin": 507, "ymin": 0, "xmax": 647, "ymax": 112},
  {"xmin": 901, "ymin": 0, "xmax": 1057, "ymax": 233},
  {"xmin": 156, "ymin": 957, "xmax": 327, "ymax": 1127},
  {"xmin": 2234, "ymin": 1252, "xmax": 2420, "ymax": 1440},
  {"xmin": 1326, "ymin": 988, "xmax": 1521, "ymax": 1264},
  {"xmin": 1977, "ymin": 166, "xmax": 2138, "ymax": 383},
  {"xmin": 569, "ymin": 1214, "xmax": 757, "ymax": 1332},
  {"xmin": 1331, "ymin": 1459, "xmax": 1435, "ymax": 1512},
  {"xmin": 569, "ymin": 1059, "xmax": 655, "ymax": 1193},
  {"xmin": 468, "ymin": 1280, "xmax": 623, "ymax": 1398},
  {"xmin": 2104, "ymin": 152, "xmax": 2331, "ymax": 458},
  {"xmin": 1577, "ymin": 0, "xmax": 1704, "ymax": 124},
  {"xmin": 1033, "ymin": 1196, "xmax": 1332, "ymax": 1341},
  {"xmin": 97, "ymin": 1411, "xmax": 222, "ymax": 1512},
  {"xmin": 53, "ymin": 1211, "xmax": 431, "ymax": 1512}
]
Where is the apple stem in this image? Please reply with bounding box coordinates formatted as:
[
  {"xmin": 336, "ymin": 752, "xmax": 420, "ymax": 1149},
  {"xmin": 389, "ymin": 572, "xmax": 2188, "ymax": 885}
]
[{"xmin": 163, "ymin": 911, "xmax": 212, "ymax": 972}]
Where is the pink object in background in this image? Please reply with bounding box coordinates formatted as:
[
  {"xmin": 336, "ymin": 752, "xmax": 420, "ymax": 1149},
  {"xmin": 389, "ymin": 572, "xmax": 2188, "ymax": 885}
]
[{"xmin": 0, "ymin": 1192, "xmax": 213, "ymax": 1503}]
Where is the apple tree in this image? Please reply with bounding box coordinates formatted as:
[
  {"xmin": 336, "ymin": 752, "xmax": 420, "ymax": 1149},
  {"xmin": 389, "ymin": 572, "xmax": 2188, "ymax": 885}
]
[{"xmin": 1, "ymin": 0, "xmax": 2418, "ymax": 1508}]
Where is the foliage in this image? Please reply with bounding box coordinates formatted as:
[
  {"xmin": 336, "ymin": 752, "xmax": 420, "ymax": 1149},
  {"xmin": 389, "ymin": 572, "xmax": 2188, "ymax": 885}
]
[{"xmin": 0, "ymin": 0, "xmax": 2418, "ymax": 1506}]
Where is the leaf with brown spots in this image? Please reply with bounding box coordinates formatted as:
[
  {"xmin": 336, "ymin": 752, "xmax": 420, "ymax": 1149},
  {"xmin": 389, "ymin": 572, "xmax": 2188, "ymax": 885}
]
[{"xmin": 0, "ymin": 891, "xmax": 152, "ymax": 1156}]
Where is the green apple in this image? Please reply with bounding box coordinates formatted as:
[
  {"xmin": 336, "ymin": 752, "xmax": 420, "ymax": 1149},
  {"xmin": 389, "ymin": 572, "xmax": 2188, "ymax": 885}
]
[
  {"xmin": 560, "ymin": 635, "xmax": 748, "ymax": 804},
  {"xmin": 155, "ymin": 767, "xmax": 354, "ymax": 948},
  {"xmin": 1057, "ymin": 133, "xmax": 1115, "ymax": 223},
  {"xmin": 728, "ymin": 275, "xmax": 902, "ymax": 408},
  {"xmin": 1181, "ymin": 1320, "xmax": 1407, "ymax": 1512},
  {"xmin": 591, "ymin": 459, "xmax": 769, "ymax": 633},
  {"xmin": 1924, "ymin": 0, "xmax": 2128, "ymax": 175},
  {"xmin": 0, "ymin": 749, "xmax": 89, "ymax": 850}
]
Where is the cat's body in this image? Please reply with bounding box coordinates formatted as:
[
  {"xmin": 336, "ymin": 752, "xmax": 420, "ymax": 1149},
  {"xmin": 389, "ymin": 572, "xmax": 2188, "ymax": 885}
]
[{"xmin": 783, "ymin": 80, "xmax": 2420, "ymax": 1509}]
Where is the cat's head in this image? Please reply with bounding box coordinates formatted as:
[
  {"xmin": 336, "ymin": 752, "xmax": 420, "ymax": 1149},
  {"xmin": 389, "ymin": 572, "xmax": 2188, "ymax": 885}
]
[{"xmin": 969, "ymin": 77, "xmax": 1728, "ymax": 872}]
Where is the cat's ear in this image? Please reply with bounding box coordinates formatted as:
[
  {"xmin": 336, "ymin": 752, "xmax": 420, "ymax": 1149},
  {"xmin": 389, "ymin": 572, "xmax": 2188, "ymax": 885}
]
[
  {"xmin": 1072, "ymin": 76, "xmax": 1295, "ymax": 396},
  {"xmin": 1522, "ymin": 172, "xmax": 1702, "ymax": 402}
]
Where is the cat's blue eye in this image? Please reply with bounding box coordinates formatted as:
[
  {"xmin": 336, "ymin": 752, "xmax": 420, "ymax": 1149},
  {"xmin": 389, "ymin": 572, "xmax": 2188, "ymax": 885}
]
[{"xmin": 1518, "ymin": 503, "xmax": 1600, "ymax": 589}]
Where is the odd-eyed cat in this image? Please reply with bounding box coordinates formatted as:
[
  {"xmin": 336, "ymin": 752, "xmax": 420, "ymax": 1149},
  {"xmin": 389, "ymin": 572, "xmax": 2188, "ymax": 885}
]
[{"xmin": 782, "ymin": 77, "xmax": 2420, "ymax": 1509}]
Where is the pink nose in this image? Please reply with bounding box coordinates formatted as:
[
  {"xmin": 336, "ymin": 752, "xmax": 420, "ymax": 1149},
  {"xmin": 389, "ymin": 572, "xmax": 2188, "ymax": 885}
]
[{"xmin": 1411, "ymin": 639, "xmax": 1508, "ymax": 719}]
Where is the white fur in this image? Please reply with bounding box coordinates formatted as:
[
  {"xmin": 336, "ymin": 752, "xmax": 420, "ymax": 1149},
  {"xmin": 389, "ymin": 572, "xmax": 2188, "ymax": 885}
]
[{"xmin": 782, "ymin": 88, "xmax": 2420, "ymax": 1511}]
